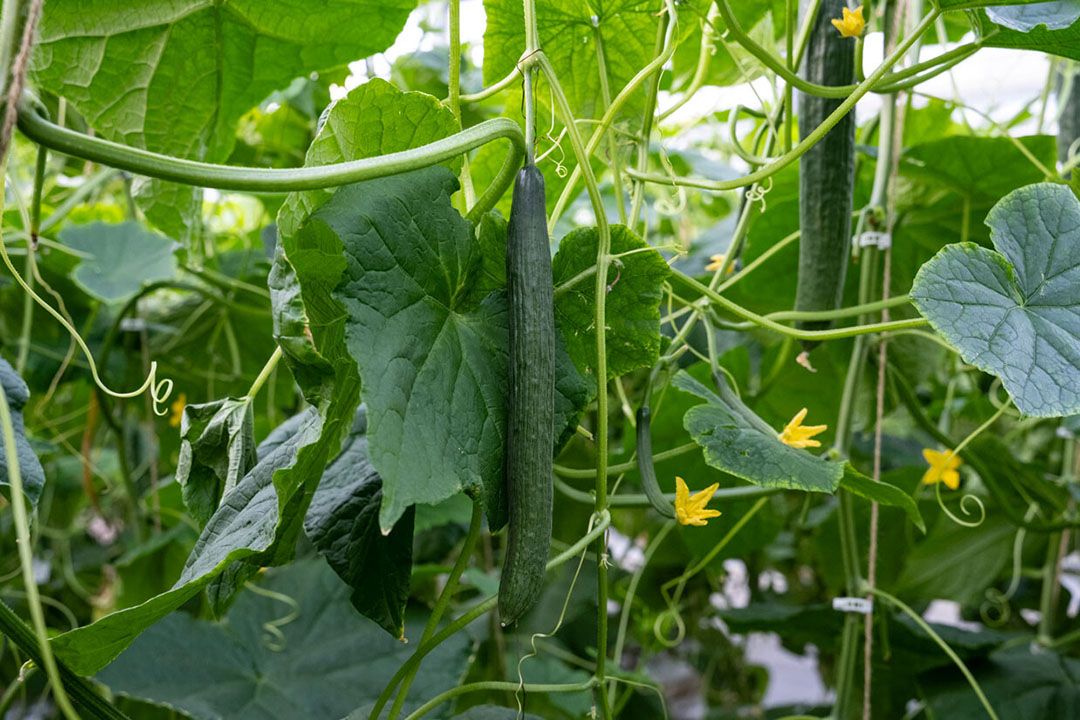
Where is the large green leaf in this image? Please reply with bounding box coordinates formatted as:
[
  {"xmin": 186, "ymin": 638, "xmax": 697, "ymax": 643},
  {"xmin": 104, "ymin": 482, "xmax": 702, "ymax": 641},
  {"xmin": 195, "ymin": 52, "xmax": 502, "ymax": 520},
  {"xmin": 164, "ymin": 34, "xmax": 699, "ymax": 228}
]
[
  {"xmin": 673, "ymin": 371, "xmax": 845, "ymax": 493},
  {"xmin": 482, "ymin": 0, "xmax": 666, "ymax": 120},
  {"xmin": 552, "ymin": 225, "xmax": 671, "ymax": 380},
  {"xmin": 895, "ymin": 515, "xmax": 1013, "ymax": 605},
  {"xmin": 276, "ymin": 78, "xmax": 461, "ymax": 241},
  {"xmin": 60, "ymin": 222, "xmax": 178, "ymax": 303},
  {"xmin": 50, "ymin": 401, "xmax": 353, "ymax": 675},
  {"xmin": 987, "ymin": 0, "xmax": 1080, "ymax": 30},
  {"xmin": 910, "ymin": 183, "xmax": 1080, "ymax": 417},
  {"xmin": 936, "ymin": 0, "xmax": 1063, "ymax": 9},
  {"xmin": 921, "ymin": 646, "xmax": 1080, "ymax": 718},
  {"xmin": 300, "ymin": 168, "xmax": 507, "ymax": 532},
  {"xmin": 304, "ymin": 407, "xmax": 415, "ymax": 640},
  {"xmin": 176, "ymin": 397, "xmax": 257, "ymax": 526},
  {"xmin": 32, "ymin": 0, "xmax": 417, "ymax": 238},
  {"xmin": 96, "ymin": 560, "xmax": 470, "ymax": 720},
  {"xmin": 973, "ymin": 2, "xmax": 1080, "ymax": 59},
  {"xmin": 0, "ymin": 359, "xmax": 45, "ymax": 509}
]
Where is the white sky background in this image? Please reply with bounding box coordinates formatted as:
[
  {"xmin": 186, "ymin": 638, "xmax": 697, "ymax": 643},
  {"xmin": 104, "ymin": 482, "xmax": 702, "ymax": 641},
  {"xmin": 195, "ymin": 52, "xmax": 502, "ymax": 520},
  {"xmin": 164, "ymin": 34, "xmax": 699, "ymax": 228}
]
[{"xmin": 333, "ymin": 1, "xmax": 1059, "ymax": 143}]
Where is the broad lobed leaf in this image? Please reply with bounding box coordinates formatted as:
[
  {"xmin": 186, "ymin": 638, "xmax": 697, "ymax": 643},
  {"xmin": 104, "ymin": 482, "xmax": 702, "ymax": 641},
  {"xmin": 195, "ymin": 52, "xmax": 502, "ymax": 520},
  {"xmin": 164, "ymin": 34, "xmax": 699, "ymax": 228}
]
[{"xmin": 911, "ymin": 182, "xmax": 1080, "ymax": 417}]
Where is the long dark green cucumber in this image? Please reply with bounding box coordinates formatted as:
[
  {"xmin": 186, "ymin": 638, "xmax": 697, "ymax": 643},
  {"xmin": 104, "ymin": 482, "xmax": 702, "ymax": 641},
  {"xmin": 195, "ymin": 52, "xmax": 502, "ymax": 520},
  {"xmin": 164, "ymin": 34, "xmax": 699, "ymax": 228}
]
[
  {"xmin": 1059, "ymin": 65, "xmax": 1079, "ymax": 176},
  {"xmin": 636, "ymin": 406, "xmax": 676, "ymax": 518},
  {"xmin": 498, "ymin": 163, "xmax": 556, "ymax": 625},
  {"xmin": 794, "ymin": 0, "xmax": 857, "ymax": 343}
]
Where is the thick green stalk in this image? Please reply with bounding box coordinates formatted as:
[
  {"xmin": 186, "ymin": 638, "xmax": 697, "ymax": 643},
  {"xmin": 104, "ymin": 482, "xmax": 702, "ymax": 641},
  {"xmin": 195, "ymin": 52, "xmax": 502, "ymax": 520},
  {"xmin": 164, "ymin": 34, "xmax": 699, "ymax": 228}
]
[
  {"xmin": 0, "ymin": 386, "xmax": 79, "ymax": 720},
  {"xmin": 548, "ymin": 0, "xmax": 679, "ymax": 228},
  {"xmin": 16, "ymin": 100, "xmax": 521, "ymax": 221},
  {"xmin": 531, "ymin": 47, "xmax": 616, "ymax": 719},
  {"xmin": 716, "ymin": 0, "xmax": 975, "ymax": 100},
  {"xmin": 0, "ymin": 601, "xmax": 131, "ymax": 720}
]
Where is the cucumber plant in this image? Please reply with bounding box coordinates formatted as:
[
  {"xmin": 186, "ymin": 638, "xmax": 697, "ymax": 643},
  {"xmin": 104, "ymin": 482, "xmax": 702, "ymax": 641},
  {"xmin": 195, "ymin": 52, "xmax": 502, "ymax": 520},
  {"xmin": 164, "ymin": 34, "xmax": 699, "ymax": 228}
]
[{"xmin": 0, "ymin": 1, "xmax": 1079, "ymax": 720}]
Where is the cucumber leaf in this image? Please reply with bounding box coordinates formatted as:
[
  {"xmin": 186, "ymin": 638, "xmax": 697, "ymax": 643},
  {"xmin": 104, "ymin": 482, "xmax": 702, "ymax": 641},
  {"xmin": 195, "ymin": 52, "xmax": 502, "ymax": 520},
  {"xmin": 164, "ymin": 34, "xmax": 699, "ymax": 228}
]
[
  {"xmin": 32, "ymin": 0, "xmax": 418, "ymax": 239},
  {"xmin": 276, "ymin": 78, "xmax": 461, "ymax": 242},
  {"xmin": 0, "ymin": 359, "xmax": 45, "ymax": 509},
  {"xmin": 973, "ymin": 2, "xmax": 1080, "ymax": 59},
  {"xmin": 839, "ymin": 466, "xmax": 926, "ymax": 532},
  {"xmin": 296, "ymin": 168, "xmax": 588, "ymax": 533},
  {"xmin": 95, "ymin": 560, "xmax": 469, "ymax": 720},
  {"xmin": 552, "ymin": 225, "xmax": 671, "ymax": 380},
  {"xmin": 304, "ymin": 407, "xmax": 415, "ymax": 640},
  {"xmin": 176, "ymin": 397, "xmax": 257, "ymax": 526},
  {"xmin": 60, "ymin": 222, "xmax": 178, "ymax": 303},
  {"xmin": 986, "ymin": 0, "xmax": 1080, "ymax": 30},
  {"xmin": 911, "ymin": 182, "xmax": 1080, "ymax": 417},
  {"xmin": 674, "ymin": 371, "xmax": 845, "ymax": 493},
  {"xmin": 482, "ymin": 0, "xmax": 666, "ymax": 120}
]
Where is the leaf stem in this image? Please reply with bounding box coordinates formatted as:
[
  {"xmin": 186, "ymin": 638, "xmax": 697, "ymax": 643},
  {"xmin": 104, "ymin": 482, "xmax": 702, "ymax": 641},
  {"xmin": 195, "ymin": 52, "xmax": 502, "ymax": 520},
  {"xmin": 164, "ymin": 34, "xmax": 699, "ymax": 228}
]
[
  {"xmin": 387, "ymin": 500, "xmax": 484, "ymax": 720},
  {"xmin": 625, "ymin": 8, "xmax": 941, "ymax": 192},
  {"xmin": 868, "ymin": 587, "xmax": 1001, "ymax": 720},
  {"xmin": 368, "ymin": 511, "xmax": 611, "ymax": 720},
  {"xmin": 0, "ymin": 387, "xmax": 79, "ymax": 720},
  {"xmin": 669, "ymin": 269, "xmax": 926, "ymax": 341},
  {"xmin": 245, "ymin": 347, "xmax": 282, "ymax": 400},
  {"xmin": 403, "ymin": 679, "xmax": 598, "ymax": 720}
]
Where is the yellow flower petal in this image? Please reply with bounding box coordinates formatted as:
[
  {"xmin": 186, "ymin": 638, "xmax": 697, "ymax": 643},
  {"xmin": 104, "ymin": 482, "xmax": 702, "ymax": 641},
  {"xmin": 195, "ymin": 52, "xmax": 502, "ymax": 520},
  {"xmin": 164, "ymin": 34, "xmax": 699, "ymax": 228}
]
[
  {"xmin": 169, "ymin": 393, "xmax": 187, "ymax": 429},
  {"xmin": 675, "ymin": 477, "xmax": 722, "ymax": 526},
  {"xmin": 778, "ymin": 408, "xmax": 828, "ymax": 449},
  {"xmin": 831, "ymin": 5, "xmax": 865, "ymax": 38},
  {"xmin": 921, "ymin": 448, "xmax": 962, "ymax": 489},
  {"xmin": 705, "ymin": 253, "xmax": 726, "ymax": 272}
]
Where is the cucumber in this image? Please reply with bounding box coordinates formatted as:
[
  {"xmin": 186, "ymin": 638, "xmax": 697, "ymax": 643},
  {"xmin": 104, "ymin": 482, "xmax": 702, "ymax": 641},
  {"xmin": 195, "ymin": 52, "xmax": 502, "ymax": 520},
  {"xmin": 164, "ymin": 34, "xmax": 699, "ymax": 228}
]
[
  {"xmin": 498, "ymin": 163, "xmax": 556, "ymax": 625},
  {"xmin": 636, "ymin": 406, "xmax": 676, "ymax": 519},
  {"xmin": 794, "ymin": 0, "xmax": 857, "ymax": 341}
]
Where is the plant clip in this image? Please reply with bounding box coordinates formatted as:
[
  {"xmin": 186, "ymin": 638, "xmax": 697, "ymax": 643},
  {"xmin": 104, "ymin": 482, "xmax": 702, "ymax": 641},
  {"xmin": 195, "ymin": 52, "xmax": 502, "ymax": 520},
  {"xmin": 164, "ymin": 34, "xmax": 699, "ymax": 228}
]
[
  {"xmin": 832, "ymin": 596, "xmax": 873, "ymax": 615},
  {"xmin": 852, "ymin": 231, "xmax": 891, "ymax": 250}
]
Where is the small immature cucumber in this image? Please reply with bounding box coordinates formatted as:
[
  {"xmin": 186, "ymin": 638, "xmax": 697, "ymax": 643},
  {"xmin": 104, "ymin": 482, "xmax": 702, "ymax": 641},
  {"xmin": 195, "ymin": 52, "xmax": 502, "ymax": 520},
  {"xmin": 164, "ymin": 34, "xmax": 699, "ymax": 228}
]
[
  {"xmin": 794, "ymin": 0, "xmax": 857, "ymax": 341},
  {"xmin": 636, "ymin": 407, "xmax": 675, "ymax": 519},
  {"xmin": 498, "ymin": 163, "xmax": 556, "ymax": 625}
]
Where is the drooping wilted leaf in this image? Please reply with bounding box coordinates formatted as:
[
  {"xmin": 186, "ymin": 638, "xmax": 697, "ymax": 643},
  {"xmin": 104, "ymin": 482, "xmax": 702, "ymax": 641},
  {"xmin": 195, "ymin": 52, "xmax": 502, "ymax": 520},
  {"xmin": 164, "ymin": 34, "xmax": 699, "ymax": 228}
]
[
  {"xmin": 176, "ymin": 397, "xmax": 257, "ymax": 526},
  {"xmin": 303, "ymin": 407, "xmax": 415, "ymax": 640},
  {"xmin": 0, "ymin": 358, "xmax": 45, "ymax": 509}
]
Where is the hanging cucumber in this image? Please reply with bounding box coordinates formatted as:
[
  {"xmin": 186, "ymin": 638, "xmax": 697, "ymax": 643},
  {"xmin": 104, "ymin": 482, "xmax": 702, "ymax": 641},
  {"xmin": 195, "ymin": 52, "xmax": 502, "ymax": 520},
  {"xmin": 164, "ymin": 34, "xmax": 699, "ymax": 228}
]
[
  {"xmin": 636, "ymin": 406, "xmax": 676, "ymax": 519},
  {"xmin": 794, "ymin": 0, "xmax": 858, "ymax": 343},
  {"xmin": 498, "ymin": 163, "xmax": 556, "ymax": 626}
]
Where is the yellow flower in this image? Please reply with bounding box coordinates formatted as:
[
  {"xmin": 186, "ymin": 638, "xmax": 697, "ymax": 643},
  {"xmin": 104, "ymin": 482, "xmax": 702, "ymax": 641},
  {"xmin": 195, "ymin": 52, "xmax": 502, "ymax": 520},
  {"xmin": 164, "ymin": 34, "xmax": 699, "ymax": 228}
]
[
  {"xmin": 778, "ymin": 408, "xmax": 827, "ymax": 449},
  {"xmin": 675, "ymin": 476, "xmax": 722, "ymax": 527},
  {"xmin": 705, "ymin": 253, "xmax": 726, "ymax": 273},
  {"xmin": 169, "ymin": 393, "xmax": 186, "ymax": 429},
  {"xmin": 921, "ymin": 448, "xmax": 961, "ymax": 490},
  {"xmin": 831, "ymin": 5, "xmax": 865, "ymax": 38}
]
